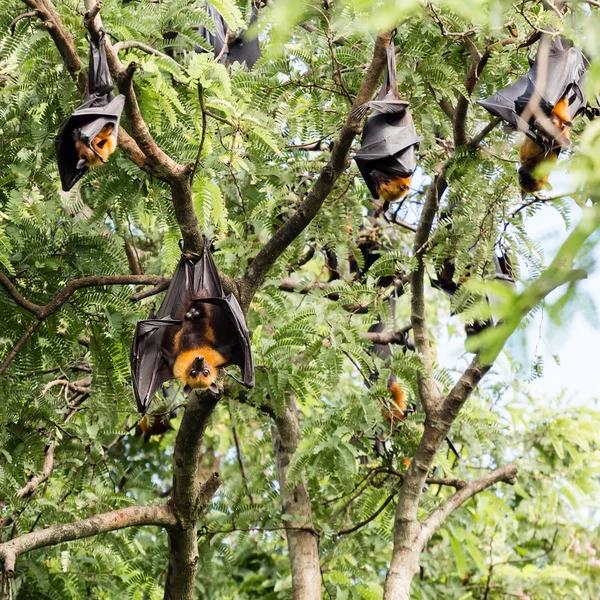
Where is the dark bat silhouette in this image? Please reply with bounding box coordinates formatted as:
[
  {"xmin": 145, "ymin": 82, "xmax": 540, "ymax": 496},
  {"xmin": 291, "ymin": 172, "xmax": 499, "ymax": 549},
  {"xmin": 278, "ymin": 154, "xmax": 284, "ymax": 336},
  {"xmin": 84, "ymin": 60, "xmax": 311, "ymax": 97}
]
[
  {"xmin": 130, "ymin": 242, "xmax": 254, "ymax": 414},
  {"xmin": 54, "ymin": 31, "xmax": 125, "ymax": 192},
  {"xmin": 479, "ymin": 34, "xmax": 597, "ymax": 145},
  {"xmin": 196, "ymin": 1, "xmax": 261, "ymax": 68},
  {"xmin": 353, "ymin": 43, "xmax": 422, "ymax": 204},
  {"xmin": 432, "ymin": 253, "xmax": 515, "ymax": 333}
]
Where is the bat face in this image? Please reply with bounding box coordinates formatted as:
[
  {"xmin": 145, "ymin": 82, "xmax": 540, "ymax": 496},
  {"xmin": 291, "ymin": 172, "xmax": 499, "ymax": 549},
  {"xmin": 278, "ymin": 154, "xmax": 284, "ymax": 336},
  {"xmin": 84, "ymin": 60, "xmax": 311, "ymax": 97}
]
[
  {"xmin": 73, "ymin": 124, "xmax": 117, "ymax": 169},
  {"xmin": 173, "ymin": 347, "xmax": 226, "ymax": 392}
]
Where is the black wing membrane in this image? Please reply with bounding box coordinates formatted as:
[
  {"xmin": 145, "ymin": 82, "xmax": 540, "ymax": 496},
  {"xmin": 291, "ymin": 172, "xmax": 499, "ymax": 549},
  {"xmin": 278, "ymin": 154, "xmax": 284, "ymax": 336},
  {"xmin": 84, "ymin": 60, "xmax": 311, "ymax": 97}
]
[
  {"xmin": 353, "ymin": 44, "xmax": 422, "ymax": 199},
  {"xmin": 130, "ymin": 318, "xmax": 180, "ymax": 414},
  {"xmin": 54, "ymin": 31, "xmax": 125, "ymax": 192},
  {"xmin": 227, "ymin": 0, "xmax": 261, "ymax": 68},
  {"xmin": 351, "ymin": 45, "xmax": 409, "ymax": 120},
  {"xmin": 196, "ymin": 1, "xmax": 261, "ymax": 68},
  {"xmin": 131, "ymin": 243, "xmax": 255, "ymax": 413},
  {"xmin": 479, "ymin": 34, "xmax": 597, "ymax": 144}
]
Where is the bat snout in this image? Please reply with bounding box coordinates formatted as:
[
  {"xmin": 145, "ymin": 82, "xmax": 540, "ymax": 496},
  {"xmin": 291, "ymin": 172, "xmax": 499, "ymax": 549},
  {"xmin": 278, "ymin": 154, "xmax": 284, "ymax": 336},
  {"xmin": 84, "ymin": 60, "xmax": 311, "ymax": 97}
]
[{"xmin": 189, "ymin": 356, "xmax": 211, "ymax": 379}]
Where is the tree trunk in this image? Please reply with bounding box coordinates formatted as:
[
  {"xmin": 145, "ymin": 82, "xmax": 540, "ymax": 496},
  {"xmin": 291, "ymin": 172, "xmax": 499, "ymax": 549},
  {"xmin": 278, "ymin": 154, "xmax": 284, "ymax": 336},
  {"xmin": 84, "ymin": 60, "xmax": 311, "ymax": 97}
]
[
  {"xmin": 272, "ymin": 396, "xmax": 322, "ymax": 600},
  {"xmin": 383, "ymin": 536, "xmax": 421, "ymax": 600}
]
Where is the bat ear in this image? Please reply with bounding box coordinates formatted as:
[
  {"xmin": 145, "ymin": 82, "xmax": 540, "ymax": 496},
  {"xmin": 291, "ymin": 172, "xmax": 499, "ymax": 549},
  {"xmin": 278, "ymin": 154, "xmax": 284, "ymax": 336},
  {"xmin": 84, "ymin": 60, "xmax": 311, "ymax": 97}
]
[
  {"xmin": 209, "ymin": 382, "xmax": 220, "ymax": 395},
  {"xmin": 76, "ymin": 158, "xmax": 87, "ymax": 169},
  {"xmin": 183, "ymin": 384, "xmax": 192, "ymax": 397}
]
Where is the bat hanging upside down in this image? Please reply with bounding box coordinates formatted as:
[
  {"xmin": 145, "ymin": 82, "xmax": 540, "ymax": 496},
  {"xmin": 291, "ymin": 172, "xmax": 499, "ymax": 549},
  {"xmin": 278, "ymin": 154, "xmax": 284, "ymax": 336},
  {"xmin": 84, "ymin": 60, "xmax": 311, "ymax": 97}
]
[
  {"xmin": 130, "ymin": 246, "xmax": 254, "ymax": 414},
  {"xmin": 74, "ymin": 124, "xmax": 117, "ymax": 170},
  {"xmin": 518, "ymin": 97, "xmax": 572, "ymax": 193},
  {"xmin": 166, "ymin": 298, "xmax": 235, "ymax": 395}
]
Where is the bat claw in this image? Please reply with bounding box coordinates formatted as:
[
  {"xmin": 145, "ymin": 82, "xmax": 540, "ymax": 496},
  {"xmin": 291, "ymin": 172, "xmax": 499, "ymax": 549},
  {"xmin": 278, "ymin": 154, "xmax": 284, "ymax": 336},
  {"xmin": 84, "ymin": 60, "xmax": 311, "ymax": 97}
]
[{"xmin": 185, "ymin": 308, "xmax": 201, "ymax": 321}]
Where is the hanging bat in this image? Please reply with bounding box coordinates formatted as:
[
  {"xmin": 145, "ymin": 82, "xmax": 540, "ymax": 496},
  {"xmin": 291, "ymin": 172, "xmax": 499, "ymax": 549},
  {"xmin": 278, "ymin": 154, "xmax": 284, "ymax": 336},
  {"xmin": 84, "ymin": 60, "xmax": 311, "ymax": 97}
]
[
  {"xmin": 135, "ymin": 409, "xmax": 178, "ymax": 442},
  {"xmin": 130, "ymin": 242, "xmax": 254, "ymax": 414},
  {"xmin": 354, "ymin": 43, "xmax": 423, "ymax": 207},
  {"xmin": 479, "ymin": 34, "xmax": 599, "ymax": 193},
  {"xmin": 55, "ymin": 30, "xmax": 125, "ymax": 192},
  {"xmin": 431, "ymin": 253, "xmax": 515, "ymax": 334},
  {"xmin": 196, "ymin": 1, "xmax": 261, "ymax": 68},
  {"xmin": 518, "ymin": 97, "xmax": 571, "ymax": 192}
]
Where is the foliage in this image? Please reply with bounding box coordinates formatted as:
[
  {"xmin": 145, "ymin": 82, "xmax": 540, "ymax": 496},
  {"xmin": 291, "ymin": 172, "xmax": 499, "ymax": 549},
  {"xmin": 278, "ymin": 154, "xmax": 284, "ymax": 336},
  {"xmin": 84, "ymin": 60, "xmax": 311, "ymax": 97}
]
[{"xmin": 0, "ymin": 0, "xmax": 599, "ymax": 598}]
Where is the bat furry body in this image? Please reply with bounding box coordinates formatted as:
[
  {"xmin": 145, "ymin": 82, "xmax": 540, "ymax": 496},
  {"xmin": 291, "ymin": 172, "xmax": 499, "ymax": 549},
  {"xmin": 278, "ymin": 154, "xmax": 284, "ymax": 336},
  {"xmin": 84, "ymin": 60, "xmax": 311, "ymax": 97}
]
[
  {"xmin": 370, "ymin": 169, "xmax": 413, "ymax": 204},
  {"xmin": 165, "ymin": 295, "xmax": 236, "ymax": 392},
  {"xmin": 518, "ymin": 97, "xmax": 571, "ymax": 192}
]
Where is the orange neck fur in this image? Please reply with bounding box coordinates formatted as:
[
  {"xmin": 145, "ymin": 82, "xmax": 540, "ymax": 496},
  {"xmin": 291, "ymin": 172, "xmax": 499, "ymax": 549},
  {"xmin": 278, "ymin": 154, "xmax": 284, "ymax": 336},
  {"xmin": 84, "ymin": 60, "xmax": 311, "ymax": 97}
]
[
  {"xmin": 384, "ymin": 381, "xmax": 406, "ymax": 423},
  {"xmin": 375, "ymin": 175, "xmax": 412, "ymax": 203}
]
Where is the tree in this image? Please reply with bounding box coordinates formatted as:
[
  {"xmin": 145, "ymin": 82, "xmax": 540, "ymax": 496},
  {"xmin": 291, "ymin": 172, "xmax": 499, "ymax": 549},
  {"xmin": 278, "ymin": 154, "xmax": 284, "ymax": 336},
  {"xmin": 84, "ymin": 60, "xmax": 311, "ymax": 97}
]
[{"xmin": 0, "ymin": 0, "xmax": 599, "ymax": 598}]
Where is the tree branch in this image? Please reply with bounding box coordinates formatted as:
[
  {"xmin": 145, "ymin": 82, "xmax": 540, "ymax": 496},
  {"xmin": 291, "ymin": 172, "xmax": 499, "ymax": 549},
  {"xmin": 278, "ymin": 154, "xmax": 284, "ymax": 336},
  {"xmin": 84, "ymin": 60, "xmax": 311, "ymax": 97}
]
[
  {"xmin": 16, "ymin": 443, "xmax": 56, "ymax": 499},
  {"xmin": 362, "ymin": 326, "xmax": 413, "ymax": 345},
  {"xmin": 0, "ymin": 273, "xmax": 164, "ymax": 320},
  {"xmin": 418, "ymin": 464, "xmax": 518, "ymax": 548},
  {"xmin": 240, "ymin": 31, "xmax": 395, "ymax": 311},
  {"xmin": 112, "ymin": 40, "xmax": 184, "ymax": 71},
  {"xmin": 9, "ymin": 11, "xmax": 37, "ymax": 35},
  {"xmin": 411, "ymin": 169, "xmax": 447, "ymax": 414},
  {"xmin": 468, "ymin": 117, "xmax": 502, "ymax": 149},
  {"xmin": 0, "ymin": 504, "xmax": 176, "ymax": 578},
  {"xmin": 0, "ymin": 273, "xmax": 164, "ymax": 374}
]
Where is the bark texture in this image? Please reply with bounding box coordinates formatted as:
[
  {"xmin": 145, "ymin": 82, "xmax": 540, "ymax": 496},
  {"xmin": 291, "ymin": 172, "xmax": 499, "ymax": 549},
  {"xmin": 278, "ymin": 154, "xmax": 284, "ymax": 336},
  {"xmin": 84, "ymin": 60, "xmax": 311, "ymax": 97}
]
[{"xmin": 272, "ymin": 396, "xmax": 321, "ymax": 600}]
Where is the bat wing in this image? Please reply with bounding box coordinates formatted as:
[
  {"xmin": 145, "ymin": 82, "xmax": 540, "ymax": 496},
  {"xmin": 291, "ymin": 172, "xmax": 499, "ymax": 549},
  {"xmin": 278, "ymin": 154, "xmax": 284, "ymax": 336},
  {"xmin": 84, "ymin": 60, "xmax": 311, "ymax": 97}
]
[
  {"xmin": 478, "ymin": 74, "xmax": 532, "ymax": 132},
  {"xmin": 130, "ymin": 318, "xmax": 181, "ymax": 413},
  {"xmin": 479, "ymin": 35, "xmax": 588, "ymax": 141},
  {"xmin": 354, "ymin": 112, "xmax": 422, "ymax": 197},
  {"xmin": 196, "ymin": 296, "xmax": 254, "ymax": 387},
  {"xmin": 227, "ymin": 32, "xmax": 261, "ymax": 68},
  {"xmin": 155, "ymin": 255, "xmax": 195, "ymax": 319},
  {"xmin": 190, "ymin": 242, "xmax": 225, "ymax": 298},
  {"xmin": 196, "ymin": 2, "xmax": 229, "ymax": 60},
  {"xmin": 514, "ymin": 36, "xmax": 587, "ymax": 118},
  {"xmin": 54, "ymin": 95, "xmax": 125, "ymax": 191}
]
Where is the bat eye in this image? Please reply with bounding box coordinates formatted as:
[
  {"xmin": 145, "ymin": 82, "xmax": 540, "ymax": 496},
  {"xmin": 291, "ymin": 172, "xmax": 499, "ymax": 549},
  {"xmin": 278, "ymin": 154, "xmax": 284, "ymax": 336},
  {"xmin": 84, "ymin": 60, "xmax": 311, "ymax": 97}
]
[
  {"xmin": 190, "ymin": 370, "xmax": 197, "ymax": 378},
  {"xmin": 203, "ymin": 369, "xmax": 210, "ymax": 377}
]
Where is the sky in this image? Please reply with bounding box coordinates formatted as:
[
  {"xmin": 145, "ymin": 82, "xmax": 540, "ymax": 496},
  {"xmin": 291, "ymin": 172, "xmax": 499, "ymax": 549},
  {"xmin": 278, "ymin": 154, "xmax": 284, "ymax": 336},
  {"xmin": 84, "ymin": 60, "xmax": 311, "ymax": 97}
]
[{"xmin": 432, "ymin": 171, "xmax": 600, "ymax": 405}]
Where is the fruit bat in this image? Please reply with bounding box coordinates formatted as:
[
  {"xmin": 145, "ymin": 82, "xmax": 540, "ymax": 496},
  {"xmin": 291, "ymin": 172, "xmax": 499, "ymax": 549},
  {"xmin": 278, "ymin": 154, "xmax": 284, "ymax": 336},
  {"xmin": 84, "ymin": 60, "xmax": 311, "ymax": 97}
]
[
  {"xmin": 431, "ymin": 253, "xmax": 515, "ymax": 333},
  {"xmin": 135, "ymin": 409, "xmax": 178, "ymax": 442},
  {"xmin": 479, "ymin": 35, "xmax": 599, "ymax": 192},
  {"xmin": 479, "ymin": 34, "xmax": 596, "ymax": 142},
  {"xmin": 196, "ymin": 1, "xmax": 261, "ymax": 68},
  {"xmin": 130, "ymin": 242, "xmax": 254, "ymax": 414},
  {"xmin": 354, "ymin": 43, "xmax": 423, "ymax": 204},
  {"xmin": 54, "ymin": 31, "xmax": 125, "ymax": 192}
]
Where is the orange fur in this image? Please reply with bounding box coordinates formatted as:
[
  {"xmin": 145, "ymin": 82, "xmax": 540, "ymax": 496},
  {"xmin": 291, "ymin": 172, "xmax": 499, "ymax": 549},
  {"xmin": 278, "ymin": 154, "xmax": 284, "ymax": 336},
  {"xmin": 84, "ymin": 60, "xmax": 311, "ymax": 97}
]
[
  {"xmin": 519, "ymin": 96, "xmax": 571, "ymax": 193},
  {"xmin": 172, "ymin": 346, "xmax": 227, "ymax": 389},
  {"xmin": 375, "ymin": 175, "xmax": 412, "ymax": 203},
  {"xmin": 384, "ymin": 381, "xmax": 406, "ymax": 423},
  {"xmin": 75, "ymin": 124, "xmax": 116, "ymax": 168}
]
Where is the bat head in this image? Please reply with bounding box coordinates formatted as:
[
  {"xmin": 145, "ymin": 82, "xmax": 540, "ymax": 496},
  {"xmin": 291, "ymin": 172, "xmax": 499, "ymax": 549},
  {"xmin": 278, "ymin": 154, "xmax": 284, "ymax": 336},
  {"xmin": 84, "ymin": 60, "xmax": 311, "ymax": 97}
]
[
  {"xmin": 370, "ymin": 169, "xmax": 412, "ymax": 203},
  {"xmin": 73, "ymin": 128, "xmax": 104, "ymax": 169},
  {"xmin": 174, "ymin": 348, "xmax": 223, "ymax": 395}
]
